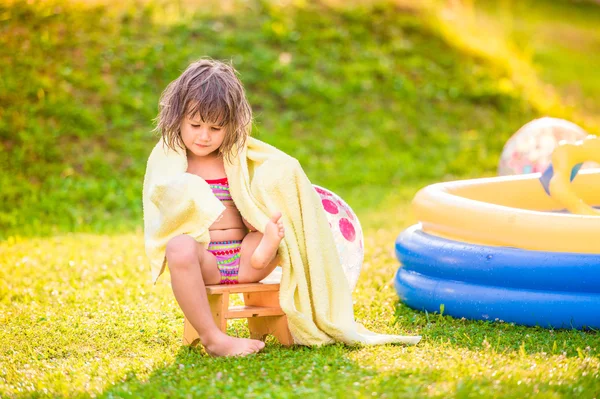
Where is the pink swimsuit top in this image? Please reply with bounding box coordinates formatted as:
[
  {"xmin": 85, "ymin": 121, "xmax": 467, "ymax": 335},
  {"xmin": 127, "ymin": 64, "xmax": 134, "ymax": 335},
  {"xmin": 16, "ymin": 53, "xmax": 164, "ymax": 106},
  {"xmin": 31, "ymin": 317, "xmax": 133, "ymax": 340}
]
[{"xmin": 205, "ymin": 177, "xmax": 233, "ymax": 201}]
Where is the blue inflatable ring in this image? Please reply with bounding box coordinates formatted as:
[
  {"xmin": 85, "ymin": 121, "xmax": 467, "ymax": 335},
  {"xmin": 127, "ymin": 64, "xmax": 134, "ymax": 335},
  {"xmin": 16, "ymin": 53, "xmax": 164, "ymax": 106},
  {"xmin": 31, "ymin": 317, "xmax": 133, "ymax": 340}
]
[{"xmin": 394, "ymin": 225, "xmax": 600, "ymax": 329}]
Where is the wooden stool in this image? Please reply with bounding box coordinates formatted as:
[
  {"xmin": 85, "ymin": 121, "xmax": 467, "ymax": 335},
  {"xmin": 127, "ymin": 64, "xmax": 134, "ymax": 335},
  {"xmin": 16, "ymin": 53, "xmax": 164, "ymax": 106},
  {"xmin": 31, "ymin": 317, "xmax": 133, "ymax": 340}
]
[{"xmin": 183, "ymin": 282, "xmax": 294, "ymax": 347}]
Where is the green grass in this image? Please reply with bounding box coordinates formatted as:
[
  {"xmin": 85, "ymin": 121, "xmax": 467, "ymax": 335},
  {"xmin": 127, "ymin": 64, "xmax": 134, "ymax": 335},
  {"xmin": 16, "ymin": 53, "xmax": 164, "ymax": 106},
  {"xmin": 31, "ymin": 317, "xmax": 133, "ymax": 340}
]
[
  {"xmin": 478, "ymin": 0, "xmax": 600, "ymax": 110},
  {"xmin": 2, "ymin": 0, "xmax": 600, "ymax": 397},
  {"xmin": 3, "ymin": 223, "xmax": 600, "ymax": 398},
  {"xmin": 432, "ymin": 0, "xmax": 600, "ymax": 131}
]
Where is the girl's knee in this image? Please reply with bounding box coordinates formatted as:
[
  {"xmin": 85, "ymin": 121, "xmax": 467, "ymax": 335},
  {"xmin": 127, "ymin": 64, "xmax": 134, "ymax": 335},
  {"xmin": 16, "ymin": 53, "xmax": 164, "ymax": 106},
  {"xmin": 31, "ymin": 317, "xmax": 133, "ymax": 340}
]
[{"xmin": 165, "ymin": 235, "xmax": 198, "ymax": 266}]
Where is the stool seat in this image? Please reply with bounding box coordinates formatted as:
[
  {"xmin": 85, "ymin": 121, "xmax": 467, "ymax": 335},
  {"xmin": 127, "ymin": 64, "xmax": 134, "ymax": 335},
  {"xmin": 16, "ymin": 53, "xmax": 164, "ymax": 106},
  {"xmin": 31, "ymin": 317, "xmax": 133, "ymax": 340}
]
[
  {"xmin": 183, "ymin": 282, "xmax": 294, "ymax": 347},
  {"xmin": 205, "ymin": 282, "xmax": 281, "ymax": 294}
]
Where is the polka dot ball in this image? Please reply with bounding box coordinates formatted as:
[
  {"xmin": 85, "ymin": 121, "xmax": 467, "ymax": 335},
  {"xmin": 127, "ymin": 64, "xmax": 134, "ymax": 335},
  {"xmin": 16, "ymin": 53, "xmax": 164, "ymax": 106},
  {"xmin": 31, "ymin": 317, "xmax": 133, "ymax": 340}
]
[{"xmin": 314, "ymin": 185, "xmax": 363, "ymax": 291}]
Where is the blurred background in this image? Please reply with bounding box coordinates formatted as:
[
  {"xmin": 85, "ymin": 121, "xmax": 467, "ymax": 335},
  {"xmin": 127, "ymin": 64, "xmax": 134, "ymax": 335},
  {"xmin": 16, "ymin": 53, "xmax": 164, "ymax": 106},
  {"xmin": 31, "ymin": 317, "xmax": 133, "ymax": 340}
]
[{"xmin": 1, "ymin": 0, "xmax": 599, "ymax": 239}]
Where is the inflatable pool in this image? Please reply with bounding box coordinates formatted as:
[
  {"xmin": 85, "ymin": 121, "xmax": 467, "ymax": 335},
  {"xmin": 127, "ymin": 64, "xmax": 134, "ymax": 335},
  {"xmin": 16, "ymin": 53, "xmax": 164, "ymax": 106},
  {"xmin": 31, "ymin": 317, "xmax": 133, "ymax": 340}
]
[{"xmin": 394, "ymin": 136, "xmax": 600, "ymax": 329}]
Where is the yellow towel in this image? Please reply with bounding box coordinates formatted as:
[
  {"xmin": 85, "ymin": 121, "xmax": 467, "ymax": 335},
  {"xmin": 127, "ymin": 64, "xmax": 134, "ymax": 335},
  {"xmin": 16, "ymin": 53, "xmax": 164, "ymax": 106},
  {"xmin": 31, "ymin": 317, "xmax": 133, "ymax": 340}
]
[{"xmin": 143, "ymin": 137, "xmax": 421, "ymax": 346}]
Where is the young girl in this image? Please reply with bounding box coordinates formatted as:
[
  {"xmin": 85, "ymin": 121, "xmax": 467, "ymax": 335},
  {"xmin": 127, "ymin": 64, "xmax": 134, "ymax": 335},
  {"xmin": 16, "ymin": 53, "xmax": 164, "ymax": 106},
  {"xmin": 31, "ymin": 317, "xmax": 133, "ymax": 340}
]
[
  {"xmin": 147, "ymin": 58, "xmax": 285, "ymax": 357},
  {"xmin": 143, "ymin": 58, "xmax": 421, "ymax": 358}
]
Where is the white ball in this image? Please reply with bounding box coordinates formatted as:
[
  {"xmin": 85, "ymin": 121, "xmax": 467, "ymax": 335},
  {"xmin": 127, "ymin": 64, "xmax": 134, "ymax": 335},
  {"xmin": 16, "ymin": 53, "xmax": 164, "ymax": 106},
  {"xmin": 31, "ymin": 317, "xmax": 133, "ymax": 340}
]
[
  {"xmin": 498, "ymin": 117, "xmax": 589, "ymax": 175},
  {"xmin": 314, "ymin": 185, "xmax": 364, "ymax": 291}
]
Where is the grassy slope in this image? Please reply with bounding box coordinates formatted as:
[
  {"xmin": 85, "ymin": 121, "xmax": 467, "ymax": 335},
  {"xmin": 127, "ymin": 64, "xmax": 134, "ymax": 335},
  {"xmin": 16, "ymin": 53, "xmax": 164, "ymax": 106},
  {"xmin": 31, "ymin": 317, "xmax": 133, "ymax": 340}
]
[
  {"xmin": 432, "ymin": 0, "xmax": 600, "ymax": 133},
  {"xmin": 1, "ymin": 0, "xmax": 599, "ymax": 398},
  {"xmin": 0, "ymin": 0, "xmax": 539, "ymax": 238},
  {"xmin": 472, "ymin": 0, "xmax": 600, "ymax": 126}
]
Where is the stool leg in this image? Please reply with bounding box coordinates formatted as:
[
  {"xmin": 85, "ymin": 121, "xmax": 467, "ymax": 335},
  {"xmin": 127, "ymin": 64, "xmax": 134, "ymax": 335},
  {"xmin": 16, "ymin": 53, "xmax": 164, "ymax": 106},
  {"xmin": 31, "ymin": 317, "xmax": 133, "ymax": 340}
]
[
  {"xmin": 183, "ymin": 317, "xmax": 200, "ymax": 346},
  {"xmin": 244, "ymin": 291, "xmax": 294, "ymax": 346},
  {"xmin": 247, "ymin": 315, "xmax": 294, "ymax": 346},
  {"xmin": 271, "ymin": 315, "xmax": 294, "ymax": 346},
  {"xmin": 209, "ymin": 293, "xmax": 228, "ymax": 333},
  {"xmin": 246, "ymin": 317, "xmax": 270, "ymax": 342}
]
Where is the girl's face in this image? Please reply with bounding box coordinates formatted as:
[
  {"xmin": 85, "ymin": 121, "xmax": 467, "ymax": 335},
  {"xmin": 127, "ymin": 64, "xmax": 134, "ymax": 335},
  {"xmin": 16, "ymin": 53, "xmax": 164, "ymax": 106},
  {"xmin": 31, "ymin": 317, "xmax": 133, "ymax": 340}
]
[{"xmin": 180, "ymin": 114, "xmax": 227, "ymax": 159}]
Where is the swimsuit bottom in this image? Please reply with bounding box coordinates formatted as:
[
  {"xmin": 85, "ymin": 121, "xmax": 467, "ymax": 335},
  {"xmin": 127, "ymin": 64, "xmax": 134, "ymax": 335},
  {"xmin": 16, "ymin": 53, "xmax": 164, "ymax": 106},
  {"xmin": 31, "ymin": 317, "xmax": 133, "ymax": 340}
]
[{"xmin": 207, "ymin": 240, "xmax": 242, "ymax": 284}]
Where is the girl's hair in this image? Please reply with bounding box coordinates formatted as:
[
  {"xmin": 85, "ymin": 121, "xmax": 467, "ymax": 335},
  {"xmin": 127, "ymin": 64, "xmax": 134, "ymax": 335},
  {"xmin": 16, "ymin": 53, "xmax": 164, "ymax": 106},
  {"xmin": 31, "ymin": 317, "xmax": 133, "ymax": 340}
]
[{"xmin": 153, "ymin": 58, "xmax": 252, "ymax": 160}]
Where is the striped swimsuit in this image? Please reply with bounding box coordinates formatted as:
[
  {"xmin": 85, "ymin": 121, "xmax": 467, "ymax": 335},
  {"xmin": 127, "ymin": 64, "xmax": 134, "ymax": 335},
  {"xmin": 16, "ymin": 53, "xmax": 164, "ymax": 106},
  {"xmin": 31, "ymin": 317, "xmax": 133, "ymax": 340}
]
[{"xmin": 205, "ymin": 177, "xmax": 242, "ymax": 284}]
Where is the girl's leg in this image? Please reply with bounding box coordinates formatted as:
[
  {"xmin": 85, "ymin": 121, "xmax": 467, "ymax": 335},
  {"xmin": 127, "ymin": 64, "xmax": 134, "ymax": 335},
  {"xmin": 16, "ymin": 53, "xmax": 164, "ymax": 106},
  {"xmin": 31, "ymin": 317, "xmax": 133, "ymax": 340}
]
[
  {"xmin": 238, "ymin": 232, "xmax": 280, "ymax": 283},
  {"xmin": 238, "ymin": 212, "xmax": 285, "ymax": 282},
  {"xmin": 165, "ymin": 235, "xmax": 265, "ymax": 356}
]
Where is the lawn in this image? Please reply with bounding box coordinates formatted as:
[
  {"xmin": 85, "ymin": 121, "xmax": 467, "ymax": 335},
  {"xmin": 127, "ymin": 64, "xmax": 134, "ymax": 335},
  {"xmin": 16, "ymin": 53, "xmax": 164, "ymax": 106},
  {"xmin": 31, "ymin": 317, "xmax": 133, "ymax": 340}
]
[{"xmin": 1, "ymin": 0, "xmax": 599, "ymax": 397}]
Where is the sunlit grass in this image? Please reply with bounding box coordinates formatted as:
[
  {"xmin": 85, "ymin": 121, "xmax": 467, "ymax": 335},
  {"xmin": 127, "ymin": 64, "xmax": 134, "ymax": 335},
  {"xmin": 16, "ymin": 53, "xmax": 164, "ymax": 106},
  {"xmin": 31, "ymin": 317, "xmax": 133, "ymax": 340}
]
[{"xmin": 1, "ymin": 218, "xmax": 599, "ymax": 398}]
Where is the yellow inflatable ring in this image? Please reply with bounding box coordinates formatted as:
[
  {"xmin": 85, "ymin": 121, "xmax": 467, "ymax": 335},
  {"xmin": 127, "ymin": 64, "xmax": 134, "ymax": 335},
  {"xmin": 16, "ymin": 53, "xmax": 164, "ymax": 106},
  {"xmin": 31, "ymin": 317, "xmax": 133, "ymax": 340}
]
[
  {"xmin": 549, "ymin": 136, "xmax": 600, "ymax": 215},
  {"xmin": 412, "ymin": 169, "xmax": 600, "ymax": 253}
]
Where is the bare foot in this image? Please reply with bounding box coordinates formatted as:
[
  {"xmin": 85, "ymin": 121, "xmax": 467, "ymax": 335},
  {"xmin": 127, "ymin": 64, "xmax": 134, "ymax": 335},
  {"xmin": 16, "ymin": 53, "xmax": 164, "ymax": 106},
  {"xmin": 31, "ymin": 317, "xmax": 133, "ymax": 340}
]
[
  {"xmin": 251, "ymin": 212, "xmax": 285, "ymax": 270},
  {"xmin": 204, "ymin": 333, "xmax": 266, "ymax": 357}
]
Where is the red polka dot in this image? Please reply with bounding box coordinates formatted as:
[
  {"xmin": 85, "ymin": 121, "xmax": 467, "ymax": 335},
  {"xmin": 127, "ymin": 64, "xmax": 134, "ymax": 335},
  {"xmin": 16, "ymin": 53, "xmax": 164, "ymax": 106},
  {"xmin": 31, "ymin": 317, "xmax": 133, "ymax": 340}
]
[
  {"xmin": 339, "ymin": 218, "xmax": 356, "ymax": 242},
  {"xmin": 322, "ymin": 199, "xmax": 339, "ymax": 214},
  {"xmin": 314, "ymin": 187, "xmax": 331, "ymax": 197}
]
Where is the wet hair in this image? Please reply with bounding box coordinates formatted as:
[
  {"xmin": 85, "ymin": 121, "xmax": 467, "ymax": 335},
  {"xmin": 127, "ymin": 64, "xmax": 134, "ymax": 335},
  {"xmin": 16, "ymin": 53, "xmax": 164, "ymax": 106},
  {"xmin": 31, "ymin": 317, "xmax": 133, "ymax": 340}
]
[{"xmin": 153, "ymin": 58, "xmax": 252, "ymax": 160}]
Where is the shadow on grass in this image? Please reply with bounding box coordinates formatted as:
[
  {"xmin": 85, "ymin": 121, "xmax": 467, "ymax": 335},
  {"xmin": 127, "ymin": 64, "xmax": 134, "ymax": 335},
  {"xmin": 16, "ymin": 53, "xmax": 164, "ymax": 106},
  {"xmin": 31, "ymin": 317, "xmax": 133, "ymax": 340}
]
[
  {"xmin": 96, "ymin": 343, "xmax": 378, "ymax": 398},
  {"xmin": 80, "ymin": 337, "xmax": 600, "ymax": 398}
]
